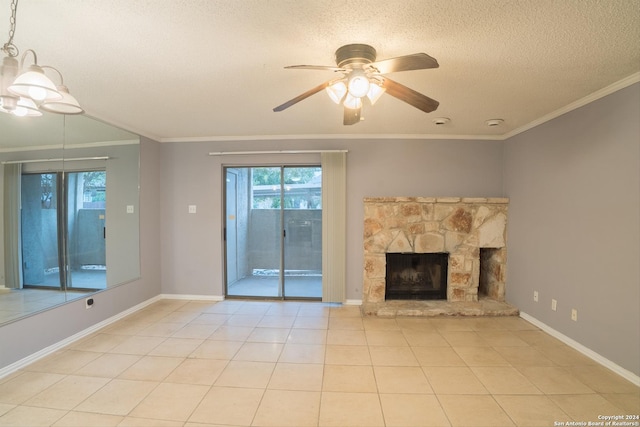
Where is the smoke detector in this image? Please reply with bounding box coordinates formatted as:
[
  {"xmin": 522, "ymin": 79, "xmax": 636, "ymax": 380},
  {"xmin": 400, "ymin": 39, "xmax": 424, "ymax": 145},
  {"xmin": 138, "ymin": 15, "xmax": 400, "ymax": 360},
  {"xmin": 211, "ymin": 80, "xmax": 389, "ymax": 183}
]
[{"xmin": 485, "ymin": 119, "xmax": 504, "ymax": 127}]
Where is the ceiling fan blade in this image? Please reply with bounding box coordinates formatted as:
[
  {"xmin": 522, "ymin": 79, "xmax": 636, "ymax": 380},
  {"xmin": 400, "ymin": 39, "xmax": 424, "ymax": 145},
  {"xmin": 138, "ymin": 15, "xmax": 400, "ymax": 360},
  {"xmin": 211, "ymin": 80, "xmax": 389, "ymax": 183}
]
[
  {"xmin": 343, "ymin": 106, "xmax": 361, "ymax": 125},
  {"xmin": 369, "ymin": 53, "xmax": 439, "ymax": 74},
  {"xmin": 273, "ymin": 81, "xmax": 331, "ymax": 112},
  {"xmin": 381, "ymin": 77, "xmax": 439, "ymax": 113},
  {"xmin": 285, "ymin": 65, "xmax": 346, "ymax": 72}
]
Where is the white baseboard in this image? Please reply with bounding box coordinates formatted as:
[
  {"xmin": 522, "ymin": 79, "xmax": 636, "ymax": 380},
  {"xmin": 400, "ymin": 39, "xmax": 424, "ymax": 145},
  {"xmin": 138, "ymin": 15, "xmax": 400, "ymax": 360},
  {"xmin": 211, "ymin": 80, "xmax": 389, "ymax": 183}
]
[
  {"xmin": 519, "ymin": 312, "xmax": 640, "ymax": 386},
  {"xmin": 158, "ymin": 294, "xmax": 225, "ymax": 301},
  {"xmin": 0, "ymin": 295, "xmax": 162, "ymax": 380},
  {"xmin": 162, "ymin": 294, "xmax": 363, "ymax": 305}
]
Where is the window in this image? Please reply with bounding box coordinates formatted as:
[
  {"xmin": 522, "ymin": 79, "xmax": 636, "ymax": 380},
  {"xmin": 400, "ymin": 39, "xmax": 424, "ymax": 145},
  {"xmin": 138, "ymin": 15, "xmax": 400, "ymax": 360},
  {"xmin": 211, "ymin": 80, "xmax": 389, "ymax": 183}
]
[{"xmin": 251, "ymin": 167, "xmax": 322, "ymax": 209}]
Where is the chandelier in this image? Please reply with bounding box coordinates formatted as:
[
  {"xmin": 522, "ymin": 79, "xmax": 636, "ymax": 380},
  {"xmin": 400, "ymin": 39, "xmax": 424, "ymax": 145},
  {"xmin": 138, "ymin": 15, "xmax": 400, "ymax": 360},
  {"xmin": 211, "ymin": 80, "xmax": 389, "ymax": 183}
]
[{"xmin": 0, "ymin": 0, "xmax": 83, "ymax": 117}]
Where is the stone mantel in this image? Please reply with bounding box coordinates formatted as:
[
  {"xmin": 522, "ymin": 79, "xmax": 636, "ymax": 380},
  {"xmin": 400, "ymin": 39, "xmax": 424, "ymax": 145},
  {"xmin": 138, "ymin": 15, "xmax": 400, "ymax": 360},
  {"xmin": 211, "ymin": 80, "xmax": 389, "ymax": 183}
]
[{"xmin": 363, "ymin": 197, "xmax": 510, "ymax": 310}]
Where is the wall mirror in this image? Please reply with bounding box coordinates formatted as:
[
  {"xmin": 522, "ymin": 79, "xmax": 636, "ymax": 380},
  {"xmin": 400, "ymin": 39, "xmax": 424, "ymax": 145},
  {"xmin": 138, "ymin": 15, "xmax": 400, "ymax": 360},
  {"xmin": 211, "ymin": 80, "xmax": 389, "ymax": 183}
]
[{"xmin": 0, "ymin": 112, "xmax": 140, "ymax": 325}]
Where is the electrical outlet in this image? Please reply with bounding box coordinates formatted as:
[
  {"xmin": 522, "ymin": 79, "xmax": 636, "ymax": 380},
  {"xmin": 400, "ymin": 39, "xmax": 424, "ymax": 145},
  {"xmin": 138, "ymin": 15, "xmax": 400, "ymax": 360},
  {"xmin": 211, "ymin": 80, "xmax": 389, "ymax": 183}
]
[
  {"xmin": 188, "ymin": 205, "xmax": 197, "ymax": 214},
  {"xmin": 571, "ymin": 309, "xmax": 578, "ymax": 321},
  {"xmin": 551, "ymin": 299, "xmax": 557, "ymax": 311},
  {"xmin": 533, "ymin": 291, "xmax": 539, "ymax": 302}
]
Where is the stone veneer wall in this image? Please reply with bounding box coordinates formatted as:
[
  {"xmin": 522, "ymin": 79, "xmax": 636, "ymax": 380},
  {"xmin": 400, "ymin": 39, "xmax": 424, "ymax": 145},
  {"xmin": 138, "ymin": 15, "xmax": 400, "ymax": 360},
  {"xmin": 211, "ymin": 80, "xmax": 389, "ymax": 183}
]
[{"xmin": 363, "ymin": 197, "xmax": 509, "ymax": 304}]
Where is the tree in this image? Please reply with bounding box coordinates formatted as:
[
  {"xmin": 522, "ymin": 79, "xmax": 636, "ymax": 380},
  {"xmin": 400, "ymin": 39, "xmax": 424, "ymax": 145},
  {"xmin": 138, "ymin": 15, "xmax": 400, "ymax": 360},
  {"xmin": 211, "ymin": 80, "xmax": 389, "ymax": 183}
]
[
  {"xmin": 83, "ymin": 171, "xmax": 106, "ymax": 189},
  {"xmin": 41, "ymin": 174, "xmax": 56, "ymax": 209},
  {"xmin": 252, "ymin": 167, "xmax": 318, "ymax": 185}
]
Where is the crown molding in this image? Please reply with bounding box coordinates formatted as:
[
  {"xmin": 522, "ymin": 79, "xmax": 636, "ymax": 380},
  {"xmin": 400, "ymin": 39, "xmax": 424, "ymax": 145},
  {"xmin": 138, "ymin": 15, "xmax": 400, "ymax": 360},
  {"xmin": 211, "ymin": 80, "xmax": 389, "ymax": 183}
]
[
  {"xmin": 87, "ymin": 73, "xmax": 640, "ymax": 144},
  {"xmin": 502, "ymin": 72, "xmax": 640, "ymax": 140}
]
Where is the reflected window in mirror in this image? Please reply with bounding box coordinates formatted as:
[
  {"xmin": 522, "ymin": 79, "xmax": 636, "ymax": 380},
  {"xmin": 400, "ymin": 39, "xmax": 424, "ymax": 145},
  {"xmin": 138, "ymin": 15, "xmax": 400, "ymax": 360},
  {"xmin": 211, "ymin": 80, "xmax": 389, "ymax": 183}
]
[
  {"xmin": 0, "ymin": 113, "xmax": 140, "ymax": 325},
  {"xmin": 20, "ymin": 169, "xmax": 107, "ymax": 292}
]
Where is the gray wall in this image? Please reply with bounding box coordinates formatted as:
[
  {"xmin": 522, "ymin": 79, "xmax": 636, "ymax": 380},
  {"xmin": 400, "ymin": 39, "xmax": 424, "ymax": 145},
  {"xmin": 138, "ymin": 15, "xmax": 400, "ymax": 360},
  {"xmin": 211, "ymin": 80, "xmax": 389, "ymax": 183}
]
[
  {"xmin": 0, "ymin": 138, "xmax": 160, "ymax": 370},
  {"xmin": 159, "ymin": 139, "xmax": 504, "ymax": 299},
  {"xmin": 104, "ymin": 143, "xmax": 141, "ymax": 286},
  {"xmin": 3, "ymin": 85, "xmax": 637, "ymax": 379},
  {"xmin": 504, "ymin": 83, "xmax": 640, "ymax": 376}
]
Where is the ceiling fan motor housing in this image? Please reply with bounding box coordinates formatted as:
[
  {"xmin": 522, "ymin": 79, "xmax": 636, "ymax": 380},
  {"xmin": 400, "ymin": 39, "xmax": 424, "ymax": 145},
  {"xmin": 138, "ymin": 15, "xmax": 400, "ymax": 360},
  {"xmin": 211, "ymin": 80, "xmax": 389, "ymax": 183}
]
[{"xmin": 335, "ymin": 44, "xmax": 377, "ymax": 68}]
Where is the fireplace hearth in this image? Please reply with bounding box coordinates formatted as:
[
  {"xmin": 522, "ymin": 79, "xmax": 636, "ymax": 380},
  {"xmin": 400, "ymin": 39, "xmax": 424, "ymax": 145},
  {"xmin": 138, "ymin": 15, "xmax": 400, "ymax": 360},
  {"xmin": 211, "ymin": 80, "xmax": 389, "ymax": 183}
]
[{"xmin": 385, "ymin": 253, "xmax": 448, "ymax": 300}]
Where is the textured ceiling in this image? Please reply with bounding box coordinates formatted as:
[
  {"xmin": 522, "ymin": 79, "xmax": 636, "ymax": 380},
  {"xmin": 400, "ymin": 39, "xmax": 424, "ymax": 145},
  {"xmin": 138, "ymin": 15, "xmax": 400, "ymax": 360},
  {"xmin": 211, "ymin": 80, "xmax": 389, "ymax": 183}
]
[{"xmin": 1, "ymin": 0, "xmax": 639, "ymax": 142}]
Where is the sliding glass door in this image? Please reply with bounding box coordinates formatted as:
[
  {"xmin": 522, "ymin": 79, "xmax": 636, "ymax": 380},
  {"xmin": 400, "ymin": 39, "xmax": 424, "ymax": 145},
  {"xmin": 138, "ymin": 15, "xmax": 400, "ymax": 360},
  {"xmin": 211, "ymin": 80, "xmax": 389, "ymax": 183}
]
[
  {"xmin": 224, "ymin": 166, "xmax": 322, "ymax": 299},
  {"xmin": 20, "ymin": 170, "xmax": 107, "ymax": 291},
  {"xmin": 282, "ymin": 167, "xmax": 322, "ymax": 297},
  {"xmin": 65, "ymin": 171, "xmax": 107, "ymax": 290}
]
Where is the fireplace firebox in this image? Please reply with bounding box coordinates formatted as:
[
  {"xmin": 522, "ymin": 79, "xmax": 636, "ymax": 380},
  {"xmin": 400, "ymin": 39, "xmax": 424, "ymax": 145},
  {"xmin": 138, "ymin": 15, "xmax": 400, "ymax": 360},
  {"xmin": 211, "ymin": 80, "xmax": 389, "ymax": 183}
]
[{"xmin": 385, "ymin": 253, "xmax": 448, "ymax": 300}]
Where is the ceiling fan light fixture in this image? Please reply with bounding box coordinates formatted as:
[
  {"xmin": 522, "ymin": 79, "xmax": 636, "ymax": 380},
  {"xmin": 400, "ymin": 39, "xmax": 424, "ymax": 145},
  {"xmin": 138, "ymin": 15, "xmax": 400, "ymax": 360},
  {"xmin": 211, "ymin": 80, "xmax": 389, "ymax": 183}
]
[
  {"xmin": 273, "ymin": 43, "xmax": 440, "ymax": 125},
  {"xmin": 347, "ymin": 72, "xmax": 370, "ymax": 98},
  {"xmin": 366, "ymin": 82, "xmax": 385, "ymax": 105},
  {"xmin": 326, "ymin": 81, "xmax": 347, "ymax": 104},
  {"xmin": 343, "ymin": 93, "xmax": 362, "ymax": 109}
]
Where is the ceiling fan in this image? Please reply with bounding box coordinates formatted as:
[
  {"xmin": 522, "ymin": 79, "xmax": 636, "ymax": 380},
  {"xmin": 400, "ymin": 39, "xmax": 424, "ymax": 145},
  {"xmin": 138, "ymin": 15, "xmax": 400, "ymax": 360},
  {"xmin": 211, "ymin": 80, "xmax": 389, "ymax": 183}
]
[{"xmin": 273, "ymin": 44, "xmax": 440, "ymax": 125}]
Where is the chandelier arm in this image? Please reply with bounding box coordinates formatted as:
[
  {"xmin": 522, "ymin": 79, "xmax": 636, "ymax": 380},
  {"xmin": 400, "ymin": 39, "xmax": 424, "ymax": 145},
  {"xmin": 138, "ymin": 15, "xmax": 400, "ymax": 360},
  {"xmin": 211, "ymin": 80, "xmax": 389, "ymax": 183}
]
[
  {"xmin": 19, "ymin": 48, "xmax": 38, "ymax": 67},
  {"xmin": 41, "ymin": 65, "xmax": 64, "ymax": 85}
]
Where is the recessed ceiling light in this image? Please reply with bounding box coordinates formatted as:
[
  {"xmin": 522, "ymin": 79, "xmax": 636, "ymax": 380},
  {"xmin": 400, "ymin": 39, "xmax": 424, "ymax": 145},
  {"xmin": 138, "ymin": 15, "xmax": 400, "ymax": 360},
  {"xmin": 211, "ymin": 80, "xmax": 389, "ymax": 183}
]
[
  {"xmin": 432, "ymin": 117, "xmax": 450, "ymax": 125},
  {"xmin": 486, "ymin": 119, "xmax": 504, "ymax": 127}
]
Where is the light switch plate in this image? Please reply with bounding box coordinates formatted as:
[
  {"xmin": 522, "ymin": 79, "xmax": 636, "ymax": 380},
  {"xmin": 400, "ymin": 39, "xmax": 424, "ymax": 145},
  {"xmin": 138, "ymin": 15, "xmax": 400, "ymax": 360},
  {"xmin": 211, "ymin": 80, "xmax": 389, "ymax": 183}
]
[
  {"xmin": 188, "ymin": 205, "xmax": 197, "ymax": 214},
  {"xmin": 126, "ymin": 205, "xmax": 134, "ymax": 214}
]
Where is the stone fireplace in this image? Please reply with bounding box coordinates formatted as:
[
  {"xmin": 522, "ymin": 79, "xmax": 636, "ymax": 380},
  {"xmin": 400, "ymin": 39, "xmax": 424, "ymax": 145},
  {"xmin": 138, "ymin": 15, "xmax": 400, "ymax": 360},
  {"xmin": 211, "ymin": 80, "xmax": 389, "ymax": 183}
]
[{"xmin": 363, "ymin": 197, "xmax": 516, "ymax": 316}]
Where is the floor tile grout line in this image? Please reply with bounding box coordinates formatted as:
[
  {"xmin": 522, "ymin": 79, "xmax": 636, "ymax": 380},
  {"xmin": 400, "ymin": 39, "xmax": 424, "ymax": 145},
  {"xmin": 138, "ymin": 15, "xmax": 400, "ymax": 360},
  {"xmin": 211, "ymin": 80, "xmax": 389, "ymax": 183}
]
[
  {"xmin": 431, "ymin": 392, "xmax": 456, "ymax": 427},
  {"xmin": 1, "ymin": 300, "xmax": 639, "ymax": 426}
]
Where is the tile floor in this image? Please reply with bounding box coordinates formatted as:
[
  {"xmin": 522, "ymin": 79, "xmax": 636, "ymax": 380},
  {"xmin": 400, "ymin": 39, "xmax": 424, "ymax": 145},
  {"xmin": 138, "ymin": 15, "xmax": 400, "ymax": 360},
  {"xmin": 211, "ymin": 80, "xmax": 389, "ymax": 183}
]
[{"xmin": 0, "ymin": 299, "xmax": 638, "ymax": 426}]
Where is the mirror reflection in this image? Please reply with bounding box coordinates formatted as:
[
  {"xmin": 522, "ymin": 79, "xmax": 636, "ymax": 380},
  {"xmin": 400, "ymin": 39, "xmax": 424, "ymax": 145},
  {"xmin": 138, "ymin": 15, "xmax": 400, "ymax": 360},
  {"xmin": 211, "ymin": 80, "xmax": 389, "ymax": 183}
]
[{"xmin": 0, "ymin": 113, "xmax": 140, "ymax": 324}]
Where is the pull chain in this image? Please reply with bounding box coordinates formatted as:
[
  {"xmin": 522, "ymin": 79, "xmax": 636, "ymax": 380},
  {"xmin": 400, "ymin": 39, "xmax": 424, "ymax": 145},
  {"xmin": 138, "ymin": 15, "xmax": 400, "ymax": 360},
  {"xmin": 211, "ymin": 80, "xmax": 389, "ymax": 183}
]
[{"xmin": 2, "ymin": 0, "xmax": 19, "ymax": 57}]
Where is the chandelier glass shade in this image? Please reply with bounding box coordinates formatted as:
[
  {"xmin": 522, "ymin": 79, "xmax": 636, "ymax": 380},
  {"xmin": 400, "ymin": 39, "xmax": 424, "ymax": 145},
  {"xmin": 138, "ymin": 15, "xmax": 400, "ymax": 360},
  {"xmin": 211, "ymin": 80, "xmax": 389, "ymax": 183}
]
[
  {"xmin": 8, "ymin": 62, "xmax": 61, "ymax": 102},
  {"xmin": 13, "ymin": 96, "xmax": 41, "ymax": 117},
  {"xmin": 39, "ymin": 84, "xmax": 84, "ymax": 115},
  {"xmin": 0, "ymin": 0, "xmax": 83, "ymax": 117}
]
